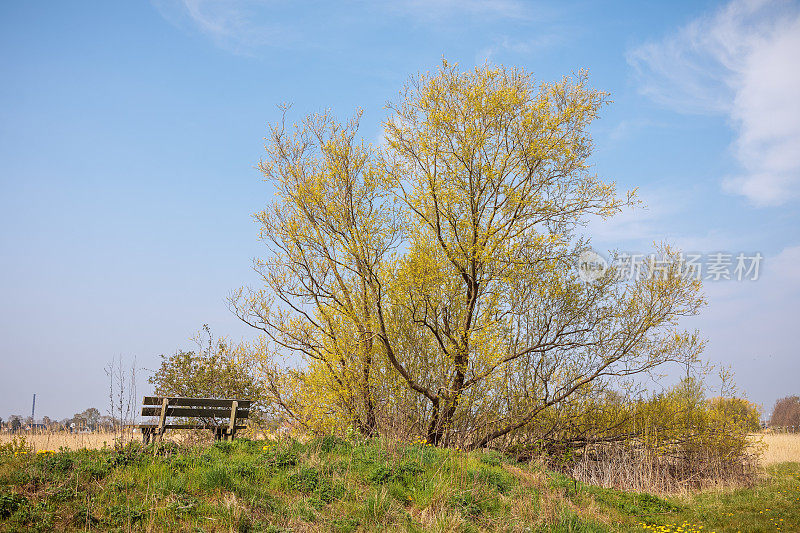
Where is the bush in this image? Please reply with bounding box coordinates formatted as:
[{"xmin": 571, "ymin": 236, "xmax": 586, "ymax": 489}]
[
  {"xmin": 149, "ymin": 327, "xmax": 271, "ymax": 425},
  {"xmin": 502, "ymin": 378, "xmax": 762, "ymax": 492}
]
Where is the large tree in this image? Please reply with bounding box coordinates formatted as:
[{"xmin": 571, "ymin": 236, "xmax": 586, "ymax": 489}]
[
  {"xmin": 232, "ymin": 61, "xmax": 705, "ymax": 448},
  {"xmin": 229, "ymin": 109, "xmax": 397, "ymax": 436}
]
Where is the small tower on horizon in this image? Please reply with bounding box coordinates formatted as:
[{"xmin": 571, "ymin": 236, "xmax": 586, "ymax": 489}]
[{"xmin": 31, "ymin": 393, "xmax": 36, "ymax": 423}]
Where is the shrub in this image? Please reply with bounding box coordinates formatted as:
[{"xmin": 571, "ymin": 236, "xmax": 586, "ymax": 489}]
[
  {"xmin": 149, "ymin": 328, "xmax": 270, "ymax": 425},
  {"xmin": 512, "ymin": 378, "xmax": 762, "ymax": 492}
]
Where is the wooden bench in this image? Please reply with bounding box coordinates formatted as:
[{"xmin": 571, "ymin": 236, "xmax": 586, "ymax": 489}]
[{"xmin": 135, "ymin": 396, "xmax": 250, "ymax": 443}]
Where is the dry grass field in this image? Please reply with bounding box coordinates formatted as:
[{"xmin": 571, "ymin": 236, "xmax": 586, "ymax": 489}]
[
  {"xmin": 758, "ymin": 432, "xmax": 800, "ymax": 465},
  {"xmin": 0, "ymin": 430, "xmax": 134, "ymax": 451},
  {"xmin": 0, "ymin": 428, "xmax": 275, "ymax": 451}
]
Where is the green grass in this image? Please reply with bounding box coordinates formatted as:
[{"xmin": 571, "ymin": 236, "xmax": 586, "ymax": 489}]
[{"xmin": 0, "ymin": 437, "xmax": 797, "ymax": 532}]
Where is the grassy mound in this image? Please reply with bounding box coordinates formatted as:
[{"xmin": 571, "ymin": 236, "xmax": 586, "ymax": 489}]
[{"xmin": 0, "ymin": 436, "xmax": 798, "ymax": 531}]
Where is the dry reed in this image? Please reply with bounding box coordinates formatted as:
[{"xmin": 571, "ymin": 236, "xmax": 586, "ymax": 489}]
[
  {"xmin": 758, "ymin": 432, "xmax": 800, "ymax": 465},
  {"xmin": 569, "ymin": 441, "xmax": 760, "ymax": 495},
  {"xmin": 0, "ymin": 429, "xmax": 135, "ymax": 451}
]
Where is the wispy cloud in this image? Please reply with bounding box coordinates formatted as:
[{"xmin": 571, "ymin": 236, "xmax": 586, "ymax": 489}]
[
  {"xmin": 475, "ymin": 34, "xmax": 555, "ymax": 65},
  {"xmin": 585, "ymin": 184, "xmax": 746, "ymax": 254},
  {"xmin": 154, "ymin": 0, "xmax": 533, "ymax": 56},
  {"xmin": 388, "ymin": 0, "xmax": 529, "ymax": 22},
  {"xmin": 628, "ymin": 0, "xmax": 800, "ymax": 207},
  {"xmin": 152, "ymin": 0, "xmax": 298, "ymax": 55}
]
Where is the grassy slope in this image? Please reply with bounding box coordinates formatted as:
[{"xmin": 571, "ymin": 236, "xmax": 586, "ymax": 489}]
[{"xmin": 0, "ymin": 437, "xmax": 798, "ymax": 532}]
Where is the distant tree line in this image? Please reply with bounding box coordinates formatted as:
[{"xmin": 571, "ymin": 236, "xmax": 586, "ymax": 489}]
[
  {"xmin": 0, "ymin": 407, "xmax": 120, "ymax": 433},
  {"xmin": 770, "ymin": 395, "xmax": 800, "ymax": 432}
]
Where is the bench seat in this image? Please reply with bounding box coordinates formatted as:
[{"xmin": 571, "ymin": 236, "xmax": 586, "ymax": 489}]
[
  {"xmin": 135, "ymin": 396, "xmax": 250, "ymax": 443},
  {"xmin": 135, "ymin": 423, "xmax": 248, "ymax": 430}
]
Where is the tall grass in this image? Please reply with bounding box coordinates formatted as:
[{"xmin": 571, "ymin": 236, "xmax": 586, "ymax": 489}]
[
  {"xmin": 0, "ymin": 429, "xmax": 134, "ymax": 451},
  {"xmin": 569, "ymin": 441, "xmax": 760, "ymax": 494},
  {"xmin": 758, "ymin": 432, "xmax": 800, "ymax": 465}
]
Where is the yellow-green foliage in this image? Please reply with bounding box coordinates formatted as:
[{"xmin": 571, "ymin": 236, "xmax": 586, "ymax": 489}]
[
  {"xmin": 509, "ymin": 379, "xmax": 762, "ymax": 490},
  {"xmin": 525, "ymin": 379, "xmax": 760, "ymax": 449},
  {"xmin": 232, "ymin": 60, "xmax": 706, "ymax": 450}
]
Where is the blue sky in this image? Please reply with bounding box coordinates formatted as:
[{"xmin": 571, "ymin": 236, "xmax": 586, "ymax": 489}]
[{"xmin": 1, "ymin": 0, "xmax": 798, "ymax": 420}]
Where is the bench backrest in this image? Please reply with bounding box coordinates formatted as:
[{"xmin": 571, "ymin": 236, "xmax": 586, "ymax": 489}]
[{"xmin": 141, "ymin": 396, "xmax": 250, "ymax": 421}]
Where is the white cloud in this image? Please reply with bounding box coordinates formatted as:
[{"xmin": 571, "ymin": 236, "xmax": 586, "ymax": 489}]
[
  {"xmin": 628, "ymin": 0, "xmax": 800, "ymax": 206},
  {"xmin": 586, "ymin": 185, "xmax": 742, "ymax": 252},
  {"xmin": 152, "ymin": 0, "xmax": 299, "ymax": 54},
  {"xmin": 154, "ymin": 0, "xmax": 532, "ymax": 55},
  {"xmin": 475, "ymin": 35, "xmax": 555, "ymax": 65}
]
